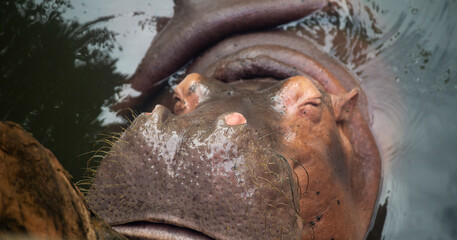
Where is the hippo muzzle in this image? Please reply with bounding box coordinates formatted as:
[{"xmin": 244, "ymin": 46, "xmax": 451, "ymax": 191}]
[{"xmin": 88, "ymin": 76, "xmax": 309, "ymax": 239}]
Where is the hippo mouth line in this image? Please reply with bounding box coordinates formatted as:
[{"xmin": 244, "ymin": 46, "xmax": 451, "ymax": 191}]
[{"xmin": 112, "ymin": 221, "xmax": 214, "ymax": 240}]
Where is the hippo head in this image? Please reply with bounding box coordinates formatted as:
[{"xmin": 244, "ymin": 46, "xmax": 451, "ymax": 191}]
[{"xmin": 87, "ymin": 73, "xmax": 375, "ymax": 239}]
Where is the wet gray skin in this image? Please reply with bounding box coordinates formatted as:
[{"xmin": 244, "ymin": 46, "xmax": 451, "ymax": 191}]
[{"xmin": 87, "ymin": 75, "xmax": 343, "ymax": 239}]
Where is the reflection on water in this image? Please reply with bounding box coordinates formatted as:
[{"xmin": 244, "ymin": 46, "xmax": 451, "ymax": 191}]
[{"xmin": 1, "ymin": 0, "xmax": 456, "ymax": 239}]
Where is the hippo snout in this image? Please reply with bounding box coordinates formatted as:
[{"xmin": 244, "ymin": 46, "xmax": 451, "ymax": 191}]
[{"xmin": 88, "ymin": 102, "xmax": 303, "ymax": 239}]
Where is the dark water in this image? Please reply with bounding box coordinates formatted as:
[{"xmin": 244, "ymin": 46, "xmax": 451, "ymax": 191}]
[{"xmin": 1, "ymin": 0, "xmax": 456, "ymax": 239}]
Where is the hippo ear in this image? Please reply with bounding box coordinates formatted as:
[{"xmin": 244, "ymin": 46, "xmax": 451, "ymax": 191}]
[{"xmin": 331, "ymin": 89, "xmax": 359, "ymax": 122}]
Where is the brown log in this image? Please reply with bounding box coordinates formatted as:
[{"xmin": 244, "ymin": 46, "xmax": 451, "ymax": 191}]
[{"xmin": 0, "ymin": 121, "xmax": 125, "ymax": 240}]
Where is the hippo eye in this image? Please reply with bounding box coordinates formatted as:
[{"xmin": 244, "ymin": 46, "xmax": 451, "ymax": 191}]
[
  {"xmin": 304, "ymin": 98, "xmax": 322, "ymax": 107},
  {"xmin": 299, "ymin": 97, "xmax": 322, "ymax": 118},
  {"xmin": 188, "ymin": 84, "xmax": 196, "ymax": 93}
]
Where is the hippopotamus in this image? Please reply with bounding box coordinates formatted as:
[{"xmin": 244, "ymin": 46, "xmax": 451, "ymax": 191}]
[
  {"xmin": 88, "ymin": 71, "xmax": 380, "ymax": 239},
  {"xmin": 86, "ymin": 0, "xmax": 382, "ymax": 239},
  {"xmin": 0, "ymin": 0, "xmax": 383, "ymax": 239}
]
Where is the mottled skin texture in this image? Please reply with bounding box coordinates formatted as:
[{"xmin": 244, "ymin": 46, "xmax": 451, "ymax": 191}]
[
  {"xmin": 88, "ymin": 72, "xmax": 381, "ymax": 239},
  {"xmin": 114, "ymin": 0, "xmax": 327, "ymax": 114}
]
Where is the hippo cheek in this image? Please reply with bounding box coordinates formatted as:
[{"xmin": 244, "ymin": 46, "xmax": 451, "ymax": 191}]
[
  {"xmin": 87, "ymin": 107, "xmax": 304, "ymax": 239},
  {"xmin": 264, "ymin": 76, "xmax": 374, "ymax": 239}
]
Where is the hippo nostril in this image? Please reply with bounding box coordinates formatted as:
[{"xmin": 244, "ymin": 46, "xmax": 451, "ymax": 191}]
[
  {"xmin": 225, "ymin": 112, "xmax": 247, "ymax": 126},
  {"xmin": 149, "ymin": 104, "xmax": 174, "ymax": 124}
]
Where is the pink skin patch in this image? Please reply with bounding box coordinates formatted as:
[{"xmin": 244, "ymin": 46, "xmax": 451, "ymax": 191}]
[{"xmin": 225, "ymin": 112, "xmax": 247, "ymax": 126}]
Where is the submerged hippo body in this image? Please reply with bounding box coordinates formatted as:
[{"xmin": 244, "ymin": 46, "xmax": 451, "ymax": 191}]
[{"xmin": 89, "ymin": 0, "xmax": 382, "ymax": 239}]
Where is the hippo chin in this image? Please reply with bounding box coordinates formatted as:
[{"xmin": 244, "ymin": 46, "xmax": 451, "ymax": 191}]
[{"xmin": 88, "ymin": 73, "xmax": 380, "ymax": 239}]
